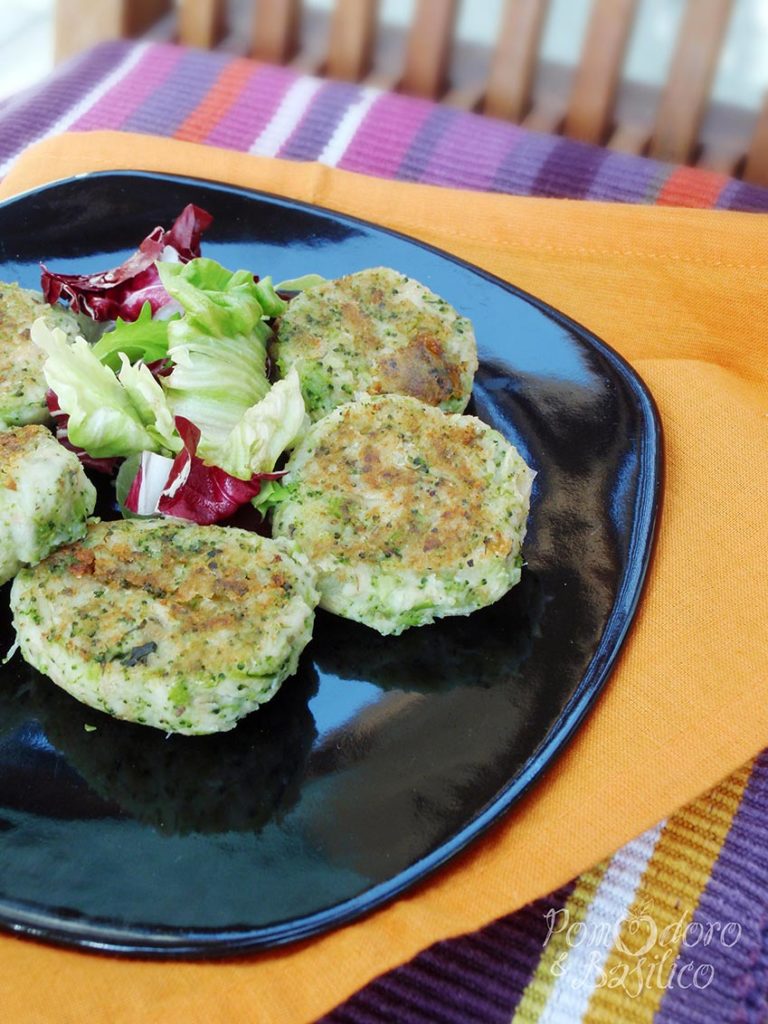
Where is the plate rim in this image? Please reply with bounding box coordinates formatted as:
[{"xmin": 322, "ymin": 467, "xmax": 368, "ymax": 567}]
[{"xmin": 0, "ymin": 170, "xmax": 663, "ymax": 957}]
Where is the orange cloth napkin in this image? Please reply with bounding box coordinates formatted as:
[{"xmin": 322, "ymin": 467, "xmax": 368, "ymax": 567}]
[{"xmin": 0, "ymin": 132, "xmax": 766, "ymax": 1024}]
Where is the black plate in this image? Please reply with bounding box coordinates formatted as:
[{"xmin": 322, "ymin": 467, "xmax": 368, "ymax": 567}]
[{"xmin": 0, "ymin": 172, "xmax": 661, "ymax": 957}]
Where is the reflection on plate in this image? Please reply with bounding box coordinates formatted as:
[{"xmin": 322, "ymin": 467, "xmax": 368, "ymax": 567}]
[
  {"xmin": 0, "ymin": 172, "xmax": 660, "ymax": 956},
  {"xmin": 312, "ymin": 570, "xmax": 544, "ymax": 692},
  {"xmin": 0, "ymin": 659, "xmax": 318, "ymax": 837}
]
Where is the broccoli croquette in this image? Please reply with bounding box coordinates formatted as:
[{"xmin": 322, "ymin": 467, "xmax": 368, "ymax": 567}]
[
  {"xmin": 11, "ymin": 520, "xmax": 319, "ymax": 734},
  {"xmin": 0, "ymin": 424, "xmax": 96, "ymax": 585},
  {"xmin": 274, "ymin": 268, "xmax": 478, "ymax": 421},
  {"xmin": 0, "ymin": 283, "xmax": 82, "ymax": 430},
  {"xmin": 272, "ymin": 395, "xmax": 534, "ymax": 635}
]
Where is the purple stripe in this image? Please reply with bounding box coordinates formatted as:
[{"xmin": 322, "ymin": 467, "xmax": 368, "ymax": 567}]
[
  {"xmin": 338, "ymin": 92, "xmax": 434, "ymax": 178},
  {"xmin": 70, "ymin": 43, "xmax": 182, "ymax": 131},
  {"xmin": 280, "ymin": 80, "xmax": 363, "ymax": 161},
  {"xmin": 395, "ymin": 105, "xmax": 460, "ymax": 182},
  {"xmin": 584, "ymin": 148, "xmax": 665, "ymax": 203},
  {"xmin": 0, "ymin": 40, "xmax": 131, "ymax": 166},
  {"xmin": 419, "ymin": 111, "xmax": 526, "ymax": 191},
  {"xmin": 205, "ymin": 63, "xmax": 298, "ymax": 150},
  {"xmin": 530, "ymin": 136, "xmax": 610, "ymax": 199},
  {"xmin": 490, "ymin": 130, "xmax": 561, "ymax": 195},
  {"xmin": 716, "ymin": 177, "xmax": 768, "ymax": 212},
  {"xmin": 119, "ymin": 48, "xmax": 229, "ymax": 137},
  {"xmin": 654, "ymin": 752, "xmax": 768, "ymax": 1024},
  {"xmin": 319, "ymin": 882, "xmax": 575, "ymax": 1024},
  {"xmin": 715, "ymin": 178, "xmax": 747, "ymax": 211}
]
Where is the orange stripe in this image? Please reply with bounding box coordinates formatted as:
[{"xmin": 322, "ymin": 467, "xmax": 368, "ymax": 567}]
[
  {"xmin": 656, "ymin": 165, "xmax": 728, "ymax": 208},
  {"xmin": 173, "ymin": 58, "xmax": 260, "ymax": 144}
]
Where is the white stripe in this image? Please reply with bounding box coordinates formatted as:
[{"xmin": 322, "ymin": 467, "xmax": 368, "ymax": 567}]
[
  {"xmin": 318, "ymin": 86, "xmax": 381, "ymax": 167},
  {"xmin": 0, "ymin": 42, "xmax": 150, "ymax": 178},
  {"xmin": 248, "ymin": 77, "xmax": 323, "ymax": 157},
  {"xmin": 534, "ymin": 821, "xmax": 665, "ymax": 1024}
]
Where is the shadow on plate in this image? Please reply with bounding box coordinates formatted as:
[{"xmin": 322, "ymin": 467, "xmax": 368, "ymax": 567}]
[
  {"xmin": 299, "ymin": 572, "xmax": 550, "ymax": 878},
  {"xmin": 310, "ymin": 569, "xmax": 545, "ymax": 693},
  {"xmin": 0, "ymin": 650, "xmax": 319, "ymax": 838}
]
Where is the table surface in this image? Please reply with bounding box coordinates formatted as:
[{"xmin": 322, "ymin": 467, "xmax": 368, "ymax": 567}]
[{"xmin": 0, "ymin": 39, "xmax": 766, "ymax": 1024}]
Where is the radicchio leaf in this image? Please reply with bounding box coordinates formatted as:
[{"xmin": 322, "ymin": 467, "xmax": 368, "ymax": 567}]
[
  {"xmin": 125, "ymin": 417, "xmax": 283, "ymax": 525},
  {"xmin": 40, "ymin": 204, "xmax": 213, "ymax": 322}
]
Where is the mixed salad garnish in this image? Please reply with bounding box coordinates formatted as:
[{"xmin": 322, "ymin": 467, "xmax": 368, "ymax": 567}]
[{"xmin": 33, "ymin": 205, "xmax": 313, "ymax": 526}]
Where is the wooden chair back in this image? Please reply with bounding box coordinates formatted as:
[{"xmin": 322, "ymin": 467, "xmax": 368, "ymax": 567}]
[{"xmin": 54, "ymin": 0, "xmax": 768, "ymax": 185}]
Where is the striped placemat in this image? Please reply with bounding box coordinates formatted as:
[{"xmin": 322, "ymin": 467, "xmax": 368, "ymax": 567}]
[
  {"xmin": 2, "ymin": 41, "xmax": 768, "ymax": 213},
  {"xmin": 320, "ymin": 754, "xmax": 768, "ymax": 1023},
  {"xmin": 1, "ymin": 39, "xmax": 766, "ymax": 1023}
]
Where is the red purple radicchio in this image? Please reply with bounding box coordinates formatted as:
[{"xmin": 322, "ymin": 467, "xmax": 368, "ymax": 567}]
[
  {"xmin": 40, "ymin": 204, "xmax": 213, "ymax": 322},
  {"xmin": 125, "ymin": 418, "xmax": 283, "ymax": 526}
]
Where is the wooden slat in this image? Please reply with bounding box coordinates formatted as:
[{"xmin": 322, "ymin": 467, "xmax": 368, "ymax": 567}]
[
  {"xmin": 522, "ymin": 104, "xmax": 562, "ymax": 135},
  {"xmin": 326, "ymin": 0, "xmax": 379, "ymax": 82},
  {"xmin": 251, "ymin": 0, "xmax": 300, "ymax": 64},
  {"xmin": 648, "ymin": 0, "xmax": 733, "ymax": 164},
  {"xmin": 442, "ymin": 83, "xmax": 485, "ymax": 112},
  {"xmin": 564, "ymin": 0, "xmax": 638, "ymax": 145},
  {"xmin": 607, "ymin": 123, "xmax": 650, "ymax": 156},
  {"xmin": 696, "ymin": 144, "xmax": 743, "ymax": 176},
  {"xmin": 483, "ymin": 0, "xmax": 550, "ymax": 122},
  {"xmin": 179, "ymin": 0, "xmax": 226, "ymax": 49},
  {"xmin": 400, "ymin": 0, "xmax": 458, "ymax": 100},
  {"xmin": 743, "ymin": 94, "xmax": 768, "ymax": 186},
  {"xmin": 123, "ymin": 0, "xmax": 173, "ymax": 35},
  {"xmin": 364, "ymin": 70, "xmax": 401, "ymax": 92},
  {"xmin": 55, "ymin": 0, "xmax": 171, "ymax": 62}
]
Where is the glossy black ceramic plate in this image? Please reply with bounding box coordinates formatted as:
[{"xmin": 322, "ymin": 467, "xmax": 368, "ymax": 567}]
[{"xmin": 0, "ymin": 172, "xmax": 661, "ymax": 957}]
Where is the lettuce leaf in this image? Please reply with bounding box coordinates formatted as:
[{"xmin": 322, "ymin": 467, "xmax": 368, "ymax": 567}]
[
  {"xmin": 46, "ymin": 389, "xmax": 121, "ymax": 475},
  {"xmin": 252, "ymin": 479, "xmax": 296, "ymax": 515},
  {"xmin": 253, "ymin": 278, "xmax": 289, "ymax": 317},
  {"xmin": 209, "ymin": 368, "xmax": 307, "ymax": 480},
  {"xmin": 91, "ymin": 302, "xmax": 174, "ymax": 370},
  {"xmin": 116, "ymin": 356, "xmax": 180, "ymax": 452},
  {"xmin": 121, "ymin": 372, "xmax": 306, "ymax": 523},
  {"xmin": 274, "ymin": 273, "xmax": 326, "ymax": 293},
  {"xmin": 120, "ymin": 371, "xmax": 305, "ymax": 522},
  {"xmin": 31, "ymin": 319, "xmax": 181, "ymax": 459},
  {"xmin": 157, "ymin": 259, "xmax": 287, "ymax": 458}
]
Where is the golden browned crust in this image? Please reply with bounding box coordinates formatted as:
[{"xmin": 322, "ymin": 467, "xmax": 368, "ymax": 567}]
[
  {"xmin": 272, "ymin": 395, "xmax": 534, "ymax": 634},
  {"xmin": 12, "ymin": 520, "xmax": 319, "ymax": 733},
  {"xmin": 26, "ymin": 519, "xmax": 313, "ymax": 669},
  {"xmin": 0, "ymin": 424, "xmax": 49, "ymax": 488},
  {"xmin": 276, "ymin": 396, "xmax": 528, "ymax": 574}
]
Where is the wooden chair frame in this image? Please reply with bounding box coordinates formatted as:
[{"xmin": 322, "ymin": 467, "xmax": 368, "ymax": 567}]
[{"xmin": 54, "ymin": 0, "xmax": 768, "ymax": 184}]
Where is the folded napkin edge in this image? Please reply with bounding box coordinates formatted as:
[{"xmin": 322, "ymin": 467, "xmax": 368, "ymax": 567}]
[{"xmin": 1, "ymin": 132, "xmax": 766, "ymax": 271}]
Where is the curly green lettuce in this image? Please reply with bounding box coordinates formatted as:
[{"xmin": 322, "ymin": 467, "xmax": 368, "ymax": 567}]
[
  {"xmin": 209, "ymin": 367, "xmax": 307, "ymax": 480},
  {"xmin": 31, "ymin": 319, "xmax": 180, "ymax": 459},
  {"xmin": 157, "ymin": 259, "xmax": 287, "ymax": 459}
]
